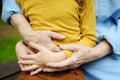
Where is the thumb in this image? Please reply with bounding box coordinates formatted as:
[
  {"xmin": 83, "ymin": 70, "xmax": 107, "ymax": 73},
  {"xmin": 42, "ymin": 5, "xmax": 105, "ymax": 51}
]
[
  {"xmin": 50, "ymin": 31, "xmax": 66, "ymax": 40},
  {"xmin": 60, "ymin": 44, "xmax": 79, "ymax": 51}
]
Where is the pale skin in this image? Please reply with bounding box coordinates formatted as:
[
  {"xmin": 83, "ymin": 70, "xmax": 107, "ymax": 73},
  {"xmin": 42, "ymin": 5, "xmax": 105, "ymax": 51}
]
[
  {"xmin": 18, "ymin": 40, "xmax": 112, "ymax": 73},
  {"xmin": 18, "ymin": 42, "xmax": 66, "ymax": 67},
  {"xmin": 9, "ymin": 0, "xmax": 97, "ymax": 75},
  {"xmin": 10, "ymin": 14, "xmax": 66, "ymax": 51},
  {"xmin": 10, "ymin": 14, "xmax": 66, "ymax": 75},
  {"xmin": 11, "ymin": 14, "xmax": 112, "ymax": 75},
  {"xmin": 19, "ymin": 40, "xmax": 112, "ymax": 72},
  {"xmin": 12, "ymin": 14, "xmax": 79, "ymax": 75},
  {"xmin": 16, "ymin": 41, "xmax": 66, "ymax": 75},
  {"xmin": 45, "ymin": 40, "xmax": 112, "ymax": 72}
]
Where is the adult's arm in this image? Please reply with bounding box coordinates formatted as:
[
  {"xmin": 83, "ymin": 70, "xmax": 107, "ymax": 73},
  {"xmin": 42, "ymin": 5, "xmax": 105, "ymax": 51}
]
[
  {"xmin": 103, "ymin": 14, "xmax": 120, "ymax": 57},
  {"xmin": 2, "ymin": 0, "xmax": 66, "ymax": 51},
  {"xmin": 10, "ymin": 14, "xmax": 66, "ymax": 51},
  {"xmin": 2, "ymin": 0, "xmax": 22, "ymax": 24},
  {"xmin": 46, "ymin": 40, "xmax": 112, "ymax": 68},
  {"xmin": 45, "ymin": 9, "xmax": 120, "ymax": 68}
]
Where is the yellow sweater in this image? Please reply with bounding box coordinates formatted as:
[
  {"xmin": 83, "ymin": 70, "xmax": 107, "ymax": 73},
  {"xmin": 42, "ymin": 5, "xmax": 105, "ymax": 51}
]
[{"xmin": 16, "ymin": 0, "xmax": 96, "ymax": 57}]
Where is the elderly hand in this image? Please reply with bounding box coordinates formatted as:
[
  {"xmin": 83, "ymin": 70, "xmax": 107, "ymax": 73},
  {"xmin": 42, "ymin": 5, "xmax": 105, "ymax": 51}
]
[
  {"xmin": 46, "ymin": 44, "xmax": 95, "ymax": 68},
  {"xmin": 42, "ymin": 64, "xmax": 80, "ymax": 72},
  {"xmin": 46, "ymin": 40, "xmax": 112, "ymax": 68}
]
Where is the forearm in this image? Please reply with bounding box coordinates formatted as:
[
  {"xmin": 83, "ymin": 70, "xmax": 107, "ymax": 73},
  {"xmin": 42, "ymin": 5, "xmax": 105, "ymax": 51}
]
[
  {"xmin": 46, "ymin": 40, "xmax": 112, "ymax": 68},
  {"xmin": 90, "ymin": 40, "xmax": 112, "ymax": 61},
  {"xmin": 10, "ymin": 14, "xmax": 34, "ymax": 42},
  {"xmin": 79, "ymin": 40, "xmax": 112, "ymax": 64}
]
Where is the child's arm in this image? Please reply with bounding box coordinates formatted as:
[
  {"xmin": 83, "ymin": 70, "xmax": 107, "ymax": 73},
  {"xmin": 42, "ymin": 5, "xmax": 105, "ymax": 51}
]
[{"xmin": 78, "ymin": 0, "xmax": 96, "ymax": 47}]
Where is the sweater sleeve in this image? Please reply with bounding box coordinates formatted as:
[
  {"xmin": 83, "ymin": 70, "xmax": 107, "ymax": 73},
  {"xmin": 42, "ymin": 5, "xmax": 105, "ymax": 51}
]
[
  {"xmin": 77, "ymin": 0, "xmax": 96, "ymax": 47},
  {"xmin": 2, "ymin": 0, "xmax": 22, "ymax": 24},
  {"xmin": 64, "ymin": 0, "xmax": 96, "ymax": 58}
]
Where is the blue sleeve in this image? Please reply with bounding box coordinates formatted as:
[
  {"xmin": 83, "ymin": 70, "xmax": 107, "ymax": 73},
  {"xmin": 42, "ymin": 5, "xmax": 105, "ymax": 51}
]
[
  {"xmin": 2, "ymin": 0, "xmax": 22, "ymax": 24},
  {"xmin": 111, "ymin": 9, "xmax": 120, "ymax": 24},
  {"xmin": 104, "ymin": 19, "xmax": 120, "ymax": 56}
]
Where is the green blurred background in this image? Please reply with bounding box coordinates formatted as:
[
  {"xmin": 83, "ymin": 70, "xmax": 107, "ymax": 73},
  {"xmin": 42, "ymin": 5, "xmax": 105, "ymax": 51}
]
[{"xmin": 0, "ymin": 1, "xmax": 22, "ymax": 63}]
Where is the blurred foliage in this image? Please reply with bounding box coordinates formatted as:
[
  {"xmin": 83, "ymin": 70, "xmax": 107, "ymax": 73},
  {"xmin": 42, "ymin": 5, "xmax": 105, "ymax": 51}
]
[{"xmin": 0, "ymin": 35, "xmax": 21, "ymax": 63}]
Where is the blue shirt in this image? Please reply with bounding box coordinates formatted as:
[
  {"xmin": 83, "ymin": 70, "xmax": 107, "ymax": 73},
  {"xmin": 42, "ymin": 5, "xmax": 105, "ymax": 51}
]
[
  {"xmin": 2, "ymin": 0, "xmax": 120, "ymax": 80},
  {"xmin": 1, "ymin": 0, "xmax": 22, "ymax": 24},
  {"xmin": 82, "ymin": 0, "xmax": 120, "ymax": 80}
]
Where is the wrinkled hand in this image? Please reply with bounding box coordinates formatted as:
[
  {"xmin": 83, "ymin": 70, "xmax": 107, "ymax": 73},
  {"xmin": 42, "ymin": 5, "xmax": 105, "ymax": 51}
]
[
  {"xmin": 43, "ymin": 64, "xmax": 79, "ymax": 72},
  {"xmin": 24, "ymin": 30, "xmax": 66, "ymax": 51},
  {"xmin": 46, "ymin": 44, "xmax": 94, "ymax": 68},
  {"xmin": 45, "ymin": 40, "xmax": 112, "ymax": 71}
]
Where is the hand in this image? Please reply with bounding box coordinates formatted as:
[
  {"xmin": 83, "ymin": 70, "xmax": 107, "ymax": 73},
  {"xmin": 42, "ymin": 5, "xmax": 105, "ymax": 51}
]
[
  {"xmin": 10, "ymin": 14, "xmax": 66, "ymax": 51},
  {"xmin": 24, "ymin": 30, "xmax": 66, "ymax": 52},
  {"xmin": 43, "ymin": 64, "xmax": 79, "ymax": 72},
  {"xmin": 46, "ymin": 44, "xmax": 94, "ymax": 68},
  {"xmin": 18, "ymin": 42, "xmax": 66, "ymax": 68},
  {"xmin": 16, "ymin": 40, "xmax": 37, "ymax": 70},
  {"xmin": 16, "ymin": 41, "xmax": 44, "ymax": 75}
]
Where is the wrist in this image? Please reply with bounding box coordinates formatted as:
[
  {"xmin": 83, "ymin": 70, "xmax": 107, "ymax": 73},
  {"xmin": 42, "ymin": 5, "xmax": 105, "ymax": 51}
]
[
  {"xmin": 22, "ymin": 30, "xmax": 35, "ymax": 43},
  {"xmin": 22, "ymin": 29, "xmax": 34, "ymax": 38},
  {"xmin": 89, "ymin": 47, "xmax": 103, "ymax": 61}
]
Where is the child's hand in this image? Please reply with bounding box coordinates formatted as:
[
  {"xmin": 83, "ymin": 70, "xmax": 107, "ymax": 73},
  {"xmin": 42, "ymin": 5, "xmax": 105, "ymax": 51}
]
[
  {"xmin": 16, "ymin": 41, "xmax": 44, "ymax": 75},
  {"xmin": 24, "ymin": 30, "xmax": 66, "ymax": 52},
  {"xmin": 18, "ymin": 42, "xmax": 66, "ymax": 67},
  {"xmin": 16, "ymin": 40, "xmax": 35, "ymax": 70}
]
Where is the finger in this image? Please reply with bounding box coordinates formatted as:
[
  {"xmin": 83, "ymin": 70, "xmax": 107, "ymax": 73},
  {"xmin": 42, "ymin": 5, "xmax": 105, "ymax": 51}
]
[
  {"xmin": 20, "ymin": 55, "xmax": 36, "ymax": 60},
  {"xmin": 21, "ymin": 65, "xmax": 39, "ymax": 71},
  {"xmin": 30, "ymin": 68, "xmax": 43, "ymax": 75},
  {"xmin": 46, "ymin": 57, "xmax": 75, "ymax": 68},
  {"xmin": 29, "ymin": 42, "xmax": 46, "ymax": 51},
  {"xmin": 68, "ymin": 64, "xmax": 79, "ymax": 69},
  {"xmin": 18, "ymin": 60, "xmax": 34, "ymax": 65},
  {"xmin": 19, "ymin": 64, "xmax": 24, "ymax": 70},
  {"xmin": 43, "ymin": 67, "xmax": 66, "ymax": 72},
  {"xmin": 45, "ymin": 41, "xmax": 60, "ymax": 51},
  {"xmin": 50, "ymin": 31, "xmax": 66, "ymax": 40},
  {"xmin": 60, "ymin": 44, "xmax": 80, "ymax": 51},
  {"xmin": 19, "ymin": 63, "xmax": 34, "ymax": 71}
]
